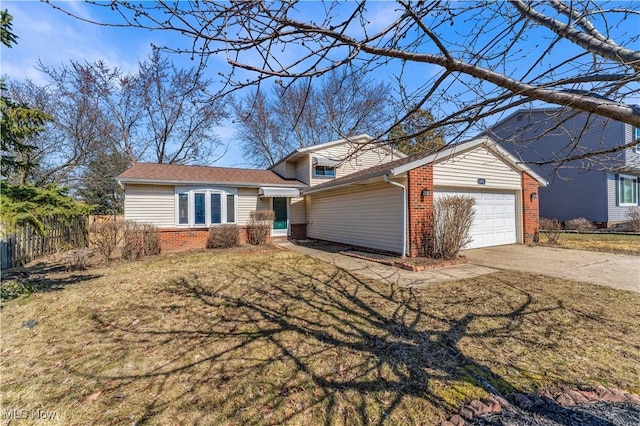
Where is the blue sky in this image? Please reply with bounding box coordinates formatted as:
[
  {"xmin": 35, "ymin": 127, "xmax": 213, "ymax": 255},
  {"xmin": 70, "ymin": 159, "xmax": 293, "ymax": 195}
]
[
  {"xmin": 2, "ymin": 1, "xmax": 638, "ymax": 169},
  {"xmin": 0, "ymin": 1, "xmax": 410, "ymax": 168}
]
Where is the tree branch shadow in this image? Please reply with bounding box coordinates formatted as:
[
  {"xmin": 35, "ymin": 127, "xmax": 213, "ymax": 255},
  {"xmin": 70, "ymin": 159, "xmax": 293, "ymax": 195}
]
[{"xmin": 66, "ymin": 255, "xmax": 627, "ymax": 425}]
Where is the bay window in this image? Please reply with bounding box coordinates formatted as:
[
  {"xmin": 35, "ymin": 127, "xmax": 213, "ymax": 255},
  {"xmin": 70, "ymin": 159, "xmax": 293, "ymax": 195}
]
[{"xmin": 176, "ymin": 188, "xmax": 237, "ymax": 226}]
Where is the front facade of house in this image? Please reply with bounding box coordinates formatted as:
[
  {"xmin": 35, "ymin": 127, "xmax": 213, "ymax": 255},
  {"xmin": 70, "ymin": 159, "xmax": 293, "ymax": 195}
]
[
  {"xmin": 489, "ymin": 109, "xmax": 640, "ymax": 226},
  {"xmin": 117, "ymin": 134, "xmax": 545, "ymax": 256}
]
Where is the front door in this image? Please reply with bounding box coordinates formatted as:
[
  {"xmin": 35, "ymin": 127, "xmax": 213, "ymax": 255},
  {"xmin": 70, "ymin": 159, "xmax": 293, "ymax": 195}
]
[{"xmin": 272, "ymin": 197, "xmax": 288, "ymax": 236}]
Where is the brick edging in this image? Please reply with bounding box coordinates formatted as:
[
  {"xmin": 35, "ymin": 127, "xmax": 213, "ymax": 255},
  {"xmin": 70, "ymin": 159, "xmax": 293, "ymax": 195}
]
[
  {"xmin": 441, "ymin": 386, "xmax": 640, "ymax": 425},
  {"xmin": 340, "ymin": 250, "xmax": 466, "ymax": 272}
]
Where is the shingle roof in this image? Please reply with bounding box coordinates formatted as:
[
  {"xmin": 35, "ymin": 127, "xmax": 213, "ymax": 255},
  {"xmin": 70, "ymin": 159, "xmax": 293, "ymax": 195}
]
[{"xmin": 117, "ymin": 162, "xmax": 305, "ymax": 187}]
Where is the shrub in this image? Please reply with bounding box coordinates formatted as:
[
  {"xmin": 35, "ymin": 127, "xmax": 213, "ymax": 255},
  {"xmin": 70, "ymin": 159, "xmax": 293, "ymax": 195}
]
[
  {"xmin": 429, "ymin": 195, "xmax": 475, "ymax": 259},
  {"xmin": 122, "ymin": 221, "xmax": 161, "ymax": 260},
  {"xmin": 628, "ymin": 207, "xmax": 640, "ymax": 232},
  {"xmin": 540, "ymin": 217, "xmax": 561, "ymax": 244},
  {"xmin": 248, "ymin": 210, "xmax": 275, "ymax": 245},
  {"xmin": 207, "ymin": 224, "xmax": 240, "ymax": 248},
  {"xmin": 88, "ymin": 215, "xmax": 123, "ymax": 262},
  {"xmin": 565, "ymin": 217, "xmax": 596, "ymax": 232}
]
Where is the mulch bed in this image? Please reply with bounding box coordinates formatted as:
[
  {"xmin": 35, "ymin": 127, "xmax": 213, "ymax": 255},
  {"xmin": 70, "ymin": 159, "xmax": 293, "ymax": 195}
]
[
  {"xmin": 341, "ymin": 249, "xmax": 466, "ymax": 272},
  {"xmin": 442, "ymin": 386, "xmax": 640, "ymax": 426}
]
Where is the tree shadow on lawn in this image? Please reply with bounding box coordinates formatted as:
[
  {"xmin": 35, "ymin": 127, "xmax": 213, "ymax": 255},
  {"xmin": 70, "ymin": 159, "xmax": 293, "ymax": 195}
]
[
  {"xmin": 72, "ymin": 255, "xmax": 626, "ymax": 425},
  {"xmin": 1, "ymin": 261, "xmax": 102, "ymax": 302}
]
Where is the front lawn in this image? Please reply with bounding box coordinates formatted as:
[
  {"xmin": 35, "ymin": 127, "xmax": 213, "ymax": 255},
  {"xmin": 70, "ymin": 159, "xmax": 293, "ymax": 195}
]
[
  {"xmin": 540, "ymin": 231, "xmax": 640, "ymax": 255},
  {"xmin": 1, "ymin": 250, "xmax": 639, "ymax": 425}
]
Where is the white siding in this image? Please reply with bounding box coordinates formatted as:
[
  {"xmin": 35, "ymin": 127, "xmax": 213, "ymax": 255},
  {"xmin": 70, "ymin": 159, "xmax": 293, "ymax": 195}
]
[
  {"xmin": 296, "ymin": 155, "xmax": 311, "ymax": 185},
  {"xmin": 124, "ymin": 184, "xmax": 175, "ymax": 228},
  {"xmin": 272, "ymin": 161, "xmax": 298, "ymax": 179},
  {"xmin": 310, "ymin": 143, "xmax": 397, "ymax": 187},
  {"xmin": 290, "ymin": 197, "xmax": 306, "ymax": 224},
  {"xmin": 271, "ymin": 162, "xmax": 288, "ymax": 179},
  {"xmin": 237, "ymin": 188, "xmax": 270, "ymax": 226},
  {"xmin": 307, "ymin": 181, "xmax": 403, "ymax": 253},
  {"xmin": 434, "ymin": 146, "xmax": 522, "ymax": 190}
]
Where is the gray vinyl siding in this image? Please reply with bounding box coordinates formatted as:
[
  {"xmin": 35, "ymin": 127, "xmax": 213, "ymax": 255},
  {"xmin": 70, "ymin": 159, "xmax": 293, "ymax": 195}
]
[
  {"xmin": 290, "ymin": 197, "xmax": 306, "ymax": 224},
  {"xmin": 433, "ymin": 145, "xmax": 522, "ymax": 190},
  {"xmin": 310, "ymin": 144, "xmax": 397, "ymax": 187},
  {"xmin": 607, "ymin": 172, "xmax": 640, "ymax": 223},
  {"xmin": 623, "ymin": 123, "xmax": 640, "ymax": 169},
  {"xmin": 307, "ymin": 181, "xmax": 403, "ymax": 253},
  {"xmin": 490, "ymin": 110, "xmax": 626, "ymax": 222},
  {"xmin": 124, "ymin": 184, "xmax": 175, "ymax": 228}
]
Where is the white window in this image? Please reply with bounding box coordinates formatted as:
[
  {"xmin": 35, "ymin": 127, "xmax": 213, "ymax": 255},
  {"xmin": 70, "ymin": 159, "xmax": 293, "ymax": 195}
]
[
  {"xmin": 314, "ymin": 165, "xmax": 336, "ymax": 177},
  {"xmin": 175, "ymin": 188, "xmax": 237, "ymax": 227},
  {"xmin": 633, "ymin": 127, "xmax": 640, "ymax": 153},
  {"xmin": 617, "ymin": 174, "xmax": 638, "ymax": 206}
]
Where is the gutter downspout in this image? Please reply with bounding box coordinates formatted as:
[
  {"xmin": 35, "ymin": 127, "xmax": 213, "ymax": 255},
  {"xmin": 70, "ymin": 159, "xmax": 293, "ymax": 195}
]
[{"xmin": 384, "ymin": 174, "xmax": 407, "ymax": 258}]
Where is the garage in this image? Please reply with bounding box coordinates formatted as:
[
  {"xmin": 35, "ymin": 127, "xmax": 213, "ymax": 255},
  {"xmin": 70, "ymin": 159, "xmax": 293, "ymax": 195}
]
[
  {"xmin": 303, "ymin": 137, "xmax": 545, "ymax": 257},
  {"xmin": 434, "ymin": 189, "xmax": 517, "ymax": 249}
]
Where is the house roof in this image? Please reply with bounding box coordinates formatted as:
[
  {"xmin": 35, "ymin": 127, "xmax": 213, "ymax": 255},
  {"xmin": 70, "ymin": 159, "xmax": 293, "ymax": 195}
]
[
  {"xmin": 303, "ymin": 136, "xmax": 547, "ymax": 195},
  {"xmin": 269, "ymin": 133, "xmax": 404, "ymax": 169},
  {"xmin": 116, "ymin": 162, "xmax": 306, "ymax": 188}
]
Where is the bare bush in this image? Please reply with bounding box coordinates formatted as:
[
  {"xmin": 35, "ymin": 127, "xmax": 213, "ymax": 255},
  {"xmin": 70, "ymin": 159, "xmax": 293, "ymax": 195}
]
[
  {"xmin": 122, "ymin": 221, "xmax": 161, "ymax": 261},
  {"xmin": 565, "ymin": 217, "xmax": 596, "ymax": 232},
  {"xmin": 249, "ymin": 210, "xmax": 275, "ymax": 245},
  {"xmin": 627, "ymin": 207, "xmax": 640, "ymax": 232},
  {"xmin": 430, "ymin": 195, "xmax": 475, "ymax": 259},
  {"xmin": 88, "ymin": 215, "xmax": 123, "ymax": 262},
  {"xmin": 540, "ymin": 218, "xmax": 562, "ymax": 244},
  {"xmin": 208, "ymin": 224, "xmax": 240, "ymax": 249}
]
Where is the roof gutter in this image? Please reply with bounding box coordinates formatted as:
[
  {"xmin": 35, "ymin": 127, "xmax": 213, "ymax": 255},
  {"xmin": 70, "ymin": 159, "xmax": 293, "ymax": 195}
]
[{"xmin": 383, "ymin": 174, "xmax": 407, "ymax": 258}]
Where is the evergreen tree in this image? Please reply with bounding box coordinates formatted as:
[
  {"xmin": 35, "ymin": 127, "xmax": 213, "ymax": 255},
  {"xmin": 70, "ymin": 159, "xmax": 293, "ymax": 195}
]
[
  {"xmin": 0, "ymin": 10, "xmax": 52, "ymax": 178},
  {"xmin": 388, "ymin": 109, "xmax": 445, "ymax": 156}
]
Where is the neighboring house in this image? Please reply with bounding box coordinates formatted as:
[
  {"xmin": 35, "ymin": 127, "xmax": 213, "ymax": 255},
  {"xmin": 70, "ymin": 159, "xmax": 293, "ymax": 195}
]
[
  {"xmin": 117, "ymin": 134, "xmax": 546, "ymax": 256},
  {"xmin": 488, "ymin": 108, "xmax": 640, "ymax": 226}
]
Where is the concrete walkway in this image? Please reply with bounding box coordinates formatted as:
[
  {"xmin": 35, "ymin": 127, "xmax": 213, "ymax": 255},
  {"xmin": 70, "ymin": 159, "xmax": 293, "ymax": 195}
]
[
  {"xmin": 279, "ymin": 242, "xmax": 498, "ymax": 288},
  {"xmin": 280, "ymin": 242, "xmax": 640, "ymax": 293},
  {"xmin": 463, "ymin": 244, "xmax": 640, "ymax": 293}
]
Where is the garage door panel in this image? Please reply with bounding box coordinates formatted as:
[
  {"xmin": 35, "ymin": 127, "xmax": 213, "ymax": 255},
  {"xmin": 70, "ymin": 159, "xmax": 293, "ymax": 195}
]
[{"xmin": 434, "ymin": 188, "xmax": 517, "ymax": 249}]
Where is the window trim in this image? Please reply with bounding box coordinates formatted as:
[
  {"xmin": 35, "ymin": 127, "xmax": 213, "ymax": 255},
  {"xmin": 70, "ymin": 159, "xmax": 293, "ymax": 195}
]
[
  {"xmin": 617, "ymin": 174, "xmax": 638, "ymax": 207},
  {"xmin": 633, "ymin": 127, "xmax": 640, "ymax": 153},
  {"xmin": 175, "ymin": 186, "xmax": 238, "ymax": 227},
  {"xmin": 313, "ymin": 165, "xmax": 336, "ymax": 178}
]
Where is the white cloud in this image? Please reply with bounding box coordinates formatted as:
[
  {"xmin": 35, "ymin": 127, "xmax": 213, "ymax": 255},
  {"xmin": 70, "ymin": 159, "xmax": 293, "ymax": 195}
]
[{"xmin": 1, "ymin": 2, "xmax": 152, "ymax": 83}]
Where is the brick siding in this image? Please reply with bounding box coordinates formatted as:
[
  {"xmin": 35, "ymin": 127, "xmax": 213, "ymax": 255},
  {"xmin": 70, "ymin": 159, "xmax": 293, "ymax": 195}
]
[
  {"xmin": 158, "ymin": 226, "xmax": 275, "ymax": 251},
  {"xmin": 522, "ymin": 172, "xmax": 540, "ymax": 244},
  {"xmin": 407, "ymin": 164, "xmax": 434, "ymax": 257}
]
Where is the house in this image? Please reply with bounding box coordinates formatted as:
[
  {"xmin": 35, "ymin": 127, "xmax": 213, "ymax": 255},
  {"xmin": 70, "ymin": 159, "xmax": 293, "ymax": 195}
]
[
  {"xmin": 488, "ymin": 108, "xmax": 640, "ymax": 226},
  {"xmin": 116, "ymin": 134, "xmax": 546, "ymax": 256}
]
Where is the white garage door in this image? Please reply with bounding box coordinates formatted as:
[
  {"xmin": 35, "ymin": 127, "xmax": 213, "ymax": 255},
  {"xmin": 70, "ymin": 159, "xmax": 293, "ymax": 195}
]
[{"xmin": 434, "ymin": 189, "xmax": 517, "ymax": 249}]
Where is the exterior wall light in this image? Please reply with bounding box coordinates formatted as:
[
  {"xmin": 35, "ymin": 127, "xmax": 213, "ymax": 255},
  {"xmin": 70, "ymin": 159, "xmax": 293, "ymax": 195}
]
[
  {"xmin": 531, "ymin": 193, "xmax": 538, "ymax": 201},
  {"xmin": 421, "ymin": 189, "xmax": 431, "ymax": 197}
]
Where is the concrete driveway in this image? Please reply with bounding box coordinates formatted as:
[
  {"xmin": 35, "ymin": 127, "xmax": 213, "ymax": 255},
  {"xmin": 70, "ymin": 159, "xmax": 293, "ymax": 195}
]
[
  {"xmin": 282, "ymin": 242, "xmax": 639, "ymax": 293},
  {"xmin": 463, "ymin": 245, "xmax": 640, "ymax": 293}
]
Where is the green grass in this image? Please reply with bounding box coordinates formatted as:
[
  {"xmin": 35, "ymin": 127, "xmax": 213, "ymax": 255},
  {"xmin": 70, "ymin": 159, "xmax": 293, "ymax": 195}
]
[
  {"xmin": 2, "ymin": 249, "xmax": 639, "ymax": 425},
  {"xmin": 540, "ymin": 232, "xmax": 640, "ymax": 255}
]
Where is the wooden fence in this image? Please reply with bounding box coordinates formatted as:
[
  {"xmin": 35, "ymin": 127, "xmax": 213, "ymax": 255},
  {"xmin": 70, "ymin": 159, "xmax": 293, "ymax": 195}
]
[{"xmin": 0, "ymin": 216, "xmax": 88, "ymax": 269}]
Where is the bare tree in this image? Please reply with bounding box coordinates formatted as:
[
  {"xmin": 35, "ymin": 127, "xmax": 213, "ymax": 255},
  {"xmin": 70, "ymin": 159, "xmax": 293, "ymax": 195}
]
[
  {"xmin": 234, "ymin": 68, "xmax": 391, "ymax": 167},
  {"xmin": 46, "ymin": 1, "xmax": 640, "ymax": 162},
  {"xmin": 138, "ymin": 50, "xmax": 228, "ymax": 164}
]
